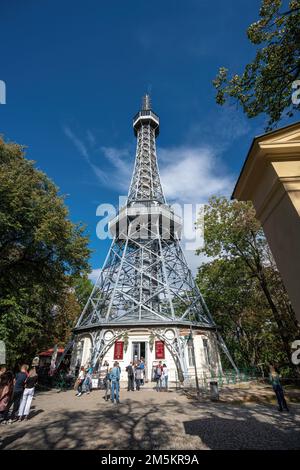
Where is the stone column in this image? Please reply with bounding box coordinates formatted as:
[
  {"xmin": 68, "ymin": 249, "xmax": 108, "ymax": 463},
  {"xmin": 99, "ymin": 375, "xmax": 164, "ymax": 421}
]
[{"xmin": 232, "ymin": 122, "xmax": 300, "ymax": 321}]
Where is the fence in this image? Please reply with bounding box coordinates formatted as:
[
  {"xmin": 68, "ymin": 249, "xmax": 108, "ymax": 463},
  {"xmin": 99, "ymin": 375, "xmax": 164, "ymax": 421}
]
[{"xmin": 176, "ymin": 368, "xmax": 261, "ymax": 393}]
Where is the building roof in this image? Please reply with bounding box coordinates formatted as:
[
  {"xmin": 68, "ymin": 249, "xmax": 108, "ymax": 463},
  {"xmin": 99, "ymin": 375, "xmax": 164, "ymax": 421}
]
[
  {"xmin": 39, "ymin": 348, "xmax": 64, "ymax": 357},
  {"xmin": 232, "ymin": 121, "xmax": 300, "ymax": 200}
]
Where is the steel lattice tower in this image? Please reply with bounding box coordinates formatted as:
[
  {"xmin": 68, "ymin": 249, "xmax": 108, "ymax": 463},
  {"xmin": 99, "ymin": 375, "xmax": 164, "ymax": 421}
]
[{"xmin": 71, "ymin": 95, "xmax": 237, "ymax": 378}]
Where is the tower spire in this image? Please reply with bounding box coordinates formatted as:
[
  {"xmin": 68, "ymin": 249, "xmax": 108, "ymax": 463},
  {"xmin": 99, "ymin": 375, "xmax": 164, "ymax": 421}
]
[
  {"xmin": 142, "ymin": 93, "xmax": 151, "ymax": 111},
  {"xmin": 128, "ymin": 95, "xmax": 165, "ymax": 204}
]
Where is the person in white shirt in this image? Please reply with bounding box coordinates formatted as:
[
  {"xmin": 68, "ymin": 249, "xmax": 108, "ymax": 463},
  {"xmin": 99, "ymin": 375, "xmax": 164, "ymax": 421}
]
[
  {"xmin": 162, "ymin": 364, "xmax": 168, "ymax": 391},
  {"xmin": 76, "ymin": 367, "xmax": 85, "ymax": 397}
]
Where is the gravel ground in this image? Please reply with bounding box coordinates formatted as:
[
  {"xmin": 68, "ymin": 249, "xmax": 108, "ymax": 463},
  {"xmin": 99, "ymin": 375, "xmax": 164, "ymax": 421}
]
[{"xmin": 0, "ymin": 386, "xmax": 300, "ymax": 450}]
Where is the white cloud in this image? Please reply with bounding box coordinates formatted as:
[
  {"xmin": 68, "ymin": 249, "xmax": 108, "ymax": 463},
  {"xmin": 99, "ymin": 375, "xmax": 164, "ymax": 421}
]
[
  {"xmin": 159, "ymin": 146, "xmax": 234, "ymax": 203},
  {"xmin": 63, "ymin": 126, "xmax": 131, "ymax": 189},
  {"xmin": 100, "ymin": 146, "xmax": 132, "ymax": 191},
  {"xmin": 182, "ymin": 248, "xmax": 210, "ymax": 276},
  {"xmin": 63, "ymin": 126, "xmax": 234, "ymax": 206},
  {"xmin": 63, "ymin": 125, "xmax": 234, "ymax": 278},
  {"xmin": 88, "ymin": 268, "xmax": 101, "ymax": 284},
  {"xmin": 63, "ymin": 126, "xmax": 90, "ymax": 161}
]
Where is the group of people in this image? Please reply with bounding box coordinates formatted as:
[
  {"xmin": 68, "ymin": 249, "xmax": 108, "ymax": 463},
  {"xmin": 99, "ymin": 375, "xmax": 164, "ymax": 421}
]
[
  {"xmin": 125, "ymin": 358, "xmax": 146, "ymax": 391},
  {"xmin": 153, "ymin": 361, "xmax": 168, "ymax": 392},
  {"xmin": 74, "ymin": 358, "xmax": 169, "ymax": 405},
  {"xmin": 74, "ymin": 366, "xmax": 93, "ymax": 397},
  {"xmin": 0, "ymin": 364, "xmax": 38, "ymax": 424}
]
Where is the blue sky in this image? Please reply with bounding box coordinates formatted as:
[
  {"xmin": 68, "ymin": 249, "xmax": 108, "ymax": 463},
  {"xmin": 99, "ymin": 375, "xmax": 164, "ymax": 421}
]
[{"xmin": 0, "ymin": 0, "xmax": 294, "ymax": 278}]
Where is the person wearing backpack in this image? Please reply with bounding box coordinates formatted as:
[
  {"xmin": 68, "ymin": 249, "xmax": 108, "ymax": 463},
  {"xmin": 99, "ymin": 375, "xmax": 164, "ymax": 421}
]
[
  {"xmin": 125, "ymin": 362, "xmax": 135, "ymax": 391},
  {"xmin": 155, "ymin": 361, "xmax": 163, "ymax": 392},
  {"xmin": 110, "ymin": 361, "xmax": 120, "ymax": 404},
  {"xmin": 135, "ymin": 362, "xmax": 142, "ymax": 391}
]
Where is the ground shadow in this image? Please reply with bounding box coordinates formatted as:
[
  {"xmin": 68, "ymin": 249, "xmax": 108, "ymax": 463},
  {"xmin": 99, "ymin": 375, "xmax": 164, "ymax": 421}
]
[
  {"xmin": 184, "ymin": 404, "xmax": 300, "ymax": 450},
  {"xmin": 1, "ymin": 394, "xmax": 300, "ymax": 450},
  {"xmin": 0, "ymin": 398, "xmax": 186, "ymax": 450}
]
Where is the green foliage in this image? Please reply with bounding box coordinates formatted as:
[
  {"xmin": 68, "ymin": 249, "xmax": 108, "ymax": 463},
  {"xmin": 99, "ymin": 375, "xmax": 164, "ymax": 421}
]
[
  {"xmin": 197, "ymin": 258, "xmax": 286, "ymax": 370},
  {"xmin": 72, "ymin": 274, "xmax": 93, "ymax": 310},
  {"xmin": 196, "ymin": 196, "xmax": 299, "ymax": 374},
  {"xmin": 0, "ymin": 137, "xmax": 92, "ymax": 366},
  {"xmin": 213, "ymin": 0, "xmax": 300, "ymax": 129}
]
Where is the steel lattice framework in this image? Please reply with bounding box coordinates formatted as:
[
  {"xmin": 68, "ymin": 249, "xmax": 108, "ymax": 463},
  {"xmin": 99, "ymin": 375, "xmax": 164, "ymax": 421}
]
[{"xmin": 72, "ymin": 95, "xmax": 237, "ymax": 373}]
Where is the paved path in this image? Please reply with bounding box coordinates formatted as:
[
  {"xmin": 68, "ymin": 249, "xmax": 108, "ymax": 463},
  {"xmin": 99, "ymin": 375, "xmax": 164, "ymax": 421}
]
[{"xmin": 0, "ymin": 387, "xmax": 300, "ymax": 450}]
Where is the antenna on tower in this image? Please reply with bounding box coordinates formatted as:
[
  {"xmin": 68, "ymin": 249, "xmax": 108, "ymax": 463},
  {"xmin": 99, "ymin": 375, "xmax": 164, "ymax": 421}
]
[{"xmin": 142, "ymin": 94, "xmax": 151, "ymax": 111}]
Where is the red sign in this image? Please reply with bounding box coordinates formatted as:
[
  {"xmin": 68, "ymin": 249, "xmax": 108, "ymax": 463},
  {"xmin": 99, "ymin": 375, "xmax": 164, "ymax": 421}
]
[
  {"xmin": 113, "ymin": 341, "xmax": 124, "ymax": 360},
  {"xmin": 155, "ymin": 341, "xmax": 165, "ymax": 359}
]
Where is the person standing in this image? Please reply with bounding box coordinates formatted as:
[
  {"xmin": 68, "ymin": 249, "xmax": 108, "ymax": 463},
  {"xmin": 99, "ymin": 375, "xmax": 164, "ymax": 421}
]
[
  {"xmin": 155, "ymin": 362, "xmax": 163, "ymax": 392},
  {"xmin": 75, "ymin": 366, "xmax": 85, "ymax": 397},
  {"xmin": 83, "ymin": 367, "xmax": 93, "ymax": 395},
  {"xmin": 0, "ymin": 371, "xmax": 14, "ymax": 424},
  {"xmin": 18, "ymin": 367, "xmax": 38, "ymax": 421},
  {"xmin": 140, "ymin": 357, "xmax": 145, "ymax": 385},
  {"xmin": 135, "ymin": 362, "xmax": 142, "ymax": 391},
  {"xmin": 104, "ymin": 367, "xmax": 112, "ymax": 401},
  {"xmin": 126, "ymin": 362, "xmax": 135, "ymax": 391},
  {"xmin": 269, "ymin": 365, "xmax": 289, "ymax": 412},
  {"xmin": 110, "ymin": 361, "xmax": 120, "ymax": 404},
  {"xmin": 8, "ymin": 364, "xmax": 28, "ymax": 422},
  {"xmin": 162, "ymin": 363, "xmax": 169, "ymax": 391}
]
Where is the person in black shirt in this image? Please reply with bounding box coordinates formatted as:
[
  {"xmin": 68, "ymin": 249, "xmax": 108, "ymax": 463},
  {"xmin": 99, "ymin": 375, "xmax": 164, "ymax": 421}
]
[
  {"xmin": 8, "ymin": 364, "xmax": 28, "ymax": 422},
  {"xmin": 18, "ymin": 367, "xmax": 38, "ymax": 421},
  {"xmin": 126, "ymin": 362, "xmax": 135, "ymax": 391}
]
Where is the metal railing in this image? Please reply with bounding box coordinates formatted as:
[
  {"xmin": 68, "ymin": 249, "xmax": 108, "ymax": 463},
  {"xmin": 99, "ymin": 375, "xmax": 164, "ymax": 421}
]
[{"xmin": 175, "ymin": 368, "xmax": 261, "ymax": 392}]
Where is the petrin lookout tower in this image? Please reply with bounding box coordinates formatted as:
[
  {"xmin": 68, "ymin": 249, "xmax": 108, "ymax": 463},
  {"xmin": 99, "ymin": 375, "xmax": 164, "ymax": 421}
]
[{"xmin": 70, "ymin": 95, "xmax": 236, "ymax": 383}]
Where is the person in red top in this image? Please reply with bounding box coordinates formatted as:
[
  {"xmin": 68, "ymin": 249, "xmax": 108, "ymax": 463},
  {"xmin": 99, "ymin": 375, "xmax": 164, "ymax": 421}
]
[{"xmin": 0, "ymin": 371, "xmax": 14, "ymax": 424}]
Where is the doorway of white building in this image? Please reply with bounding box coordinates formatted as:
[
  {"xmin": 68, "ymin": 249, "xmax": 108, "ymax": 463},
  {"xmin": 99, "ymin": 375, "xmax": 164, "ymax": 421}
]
[
  {"xmin": 132, "ymin": 341, "xmax": 146, "ymax": 362},
  {"xmin": 132, "ymin": 341, "xmax": 148, "ymax": 382}
]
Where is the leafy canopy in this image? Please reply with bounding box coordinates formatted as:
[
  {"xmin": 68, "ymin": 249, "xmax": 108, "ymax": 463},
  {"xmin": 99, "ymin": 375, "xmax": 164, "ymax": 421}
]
[
  {"xmin": 0, "ymin": 137, "xmax": 92, "ymax": 365},
  {"xmin": 196, "ymin": 197, "xmax": 299, "ymax": 373},
  {"xmin": 213, "ymin": 0, "xmax": 300, "ymax": 129}
]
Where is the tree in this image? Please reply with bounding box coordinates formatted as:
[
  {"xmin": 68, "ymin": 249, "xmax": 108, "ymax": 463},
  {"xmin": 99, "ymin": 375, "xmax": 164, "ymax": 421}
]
[
  {"xmin": 72, "ymin": 274, "xmax": 93, "ymax": 310},
  {"xmin": 213, "ymin": 0, "xmax": 300, "ymax": 129},
  {"xmin": 0, "ymin": 137, "xmax": 91, "ymax": 365},
  {"xmin": 196, "ymin": 196, "xmax": 299, "ymax": 372},
  {"xmin": 197, "ymin": 257, "xmax": 287, "ymax": 372}
]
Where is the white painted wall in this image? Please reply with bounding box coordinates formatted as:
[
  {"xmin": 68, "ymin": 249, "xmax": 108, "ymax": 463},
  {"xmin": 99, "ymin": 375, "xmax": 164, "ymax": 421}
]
[{"xmin": 77, "ymin": 328, "xmax": 221, "ymax": 384}]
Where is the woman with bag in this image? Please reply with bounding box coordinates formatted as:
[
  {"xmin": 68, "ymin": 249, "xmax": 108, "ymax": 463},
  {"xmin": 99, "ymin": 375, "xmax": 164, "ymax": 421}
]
[{"xmin": 0, "ymin": 371, "xmax": 14, "ymax": 424}]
